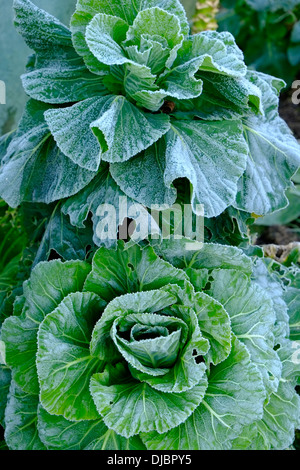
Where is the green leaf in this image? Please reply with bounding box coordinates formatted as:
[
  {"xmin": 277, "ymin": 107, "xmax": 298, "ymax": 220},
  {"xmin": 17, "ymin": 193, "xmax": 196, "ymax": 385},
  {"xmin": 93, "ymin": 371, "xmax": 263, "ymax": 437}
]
[
  {"xmin": 254, "ymin": 381, "xmax": 300, "ymax": 450},
  {"xmin": 110, "ymin": 139, "xmax": 177, "ymax": 208},
  {"xmin": 235, "ymin": 116, "xmax": 300, "ymax": 216},
  {"xmin": 44, "ymin": 97, "xmax": 110, "ymax": 171},
  {"xmin": 165, "ymin": 120, "xmax": 248, "ymax": 218},
  {"xmin": 37, "ymin": 405, "xmax": 146, "ymax": 450},
  {"xmin": 84, "ymin": 242, "xmax": 188, "ymax": 303},
  {"xmin": 159, "ymin": 57, "xmax": 203, "ymax": 100},
  {"xmin": 90, "ymin": 362, "xmax": 208, "ymax": 437},
  {"xmin": 112, "ymin": 313, "xmax": 187, "ymax": 371},
  {"xmin": 90, "ymin": 95, "xmax": 171, "ymax": 163},
  {"xmin": 190, "ymin": 72, "xmax": 262, "ymax": 120},
  {"xmin": 142, "ymin": 336, "xmax": 265, "ymax": 450},
  {"xmin": 128, "ymin": 306, "xmax": 210, "ymax": 393},
  {"xmin": 85, "ymin": 13, "xmax": 130, "ymax": 66},
  {"xmin": 37, "ymin": 292, "xmax": 105, "ymax": 421},
  {"xmin": 208, "ymin": 269, "xmax": 281, "ymax": 394},
  {"xmin": 33, "ymin": 204, "xmax": 94, "ymax": 266},
  {"xmin": 21, "ymin": 57, "xmax": 108, "ymax": 104},
  {"xmin": 13, "ymin": 0, "xmax": 72, "ymax": 50},
  {"xmin": 152, "ymin": 238, "xmax": 253, "ymax": 274},
  {"xmin": 1, "ymin": 259, "xmax": 91, "ymax": 394},
  {"xmin": 90, "ymin": 289, "xmax": 179, "ymax": 361},
  {"xmin": 0, "ymin": 100, "xmax": 95, "ymax": 208},
  {"xmin": 70, "ymin": 0, "xmax": 189, "ymax": 74},
  {"xmin": 0, "ymin": 365, "xmax": 11, "ymax": 427},
  {"xmin": 251, "ymin": 259, "xmax": 290, "ymax": 342},
  {"xmin": 193, "ymin": 292, "xmax": 232, "ymax": 365},
  {"xmin": 4, "ymin": 381, "xmax": 45, "ymax": 450},
  {"xmin": 14, "ymin": 0, "xmax": 107, "ymax": 103},
  {"xmin": 284, "ymin": 287, "xmax": 300, "ymax": 341},
  {"xmin": 125, "ymin": 7, "xmax": 183, "ymax": 54},
  {"xmin": 176, "ymin": 31, "xmax": 247, "ymax": 78},
  {"xmin": 61, "ymin": 166, "xmax": 160, "ymax": 249}
]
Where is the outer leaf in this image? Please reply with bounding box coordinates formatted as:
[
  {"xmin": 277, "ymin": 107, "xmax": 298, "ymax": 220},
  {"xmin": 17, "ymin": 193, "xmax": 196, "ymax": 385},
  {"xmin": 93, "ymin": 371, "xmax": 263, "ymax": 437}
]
[
  {"xmin": 284, "ymin": 287, "xmax": 300, "ymax": 341},
  {"xmin": 0, "ymin": 100, "xmax": 95, "ymax": 208},
  {"xmin": 4, "ymin": 381, "xmax": 45, "ymax": 450},
  {"xmin": 61, "ymin": 166, "xmax": 160, "ymax": 249},
  {"xmin": 208, "ymin": 269, "xmax": 281, "ymax": 394},
  {"xmin": 235, "ymin": 116, "xmax": 300, "ymax": 215},
  {"xmin": 164, "ymin": 120, "xmax": 248, "ymax": 218},
  {"xmin": 37, "ymin": 406, "xmax": 146, "ymax": 450},
  {"xmin": 142, "ymin": 336, "xmax": 265, "ymax": 450},
  {"xmin": 254, "ymin": 381, "xmax": 300, "ymax": 450},
  {"xmin": 90, "ymin": 362, "xmax": 208, "ymax": 438},
  {"xmin": 90, "ymin": 95, "xmax": 171, "ymax": 163},
  {"xmin": 14, "ymin": 0, "xmax": 107, "ymax": 103},
  {"xmin": 33, "ymin": 204, "xmax": 94, "ymax": 266},
  {"xmin": 0, "ymin": 365, "xmax": 11, "ymax": 427},
  {"xmin": 110, "ymin": 139, "xmax": 177, "ymax": 209},
  {"xmin": 44, "ymin": 97, "xmax": 111, "ymax": 171},
  {"xmin": 1, "ymin": 259, "xmax": 91, "ymax": 394},
  {"xmin": 37, "ymin": 292, "xmax": 105, "ymax": 421},
  {"xmin": 175, "ymin": 31, "xmax": 247, "ymax": 78},
  {"xmin": 14, "ymin": 0, "xmax": 72, "ymax": 50},
  {"xmin": 84, "ymin": 242, "xmax": 188, "ymax": 303},
  {"xmin": 21, "ymin": 58, "xmax": 108, "ymax": 104},
  {"xmin": 152, "ymin": 238, "xmax": 253, "ymax": 274},
  {"xmin": 251, "ymin": 258, "xmax": 290, "ymax": 342}
]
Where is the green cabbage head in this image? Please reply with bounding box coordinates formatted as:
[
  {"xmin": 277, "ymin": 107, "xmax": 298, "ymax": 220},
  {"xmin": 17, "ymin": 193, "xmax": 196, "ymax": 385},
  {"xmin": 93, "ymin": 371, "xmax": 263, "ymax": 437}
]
[{"xmin": 1, "ymin": 240, "xmax": 299, "ymax": 450}]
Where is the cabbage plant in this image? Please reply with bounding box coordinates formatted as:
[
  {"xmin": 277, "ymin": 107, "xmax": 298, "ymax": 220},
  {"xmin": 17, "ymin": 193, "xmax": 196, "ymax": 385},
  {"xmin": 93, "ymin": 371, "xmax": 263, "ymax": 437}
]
[
  {"xmin": 0, "ymin": 0, "xmax": 299, "ymax": 248},
  {"xmin": 0, "ymin": 240, "xmax": 299, "ymax": 450}
]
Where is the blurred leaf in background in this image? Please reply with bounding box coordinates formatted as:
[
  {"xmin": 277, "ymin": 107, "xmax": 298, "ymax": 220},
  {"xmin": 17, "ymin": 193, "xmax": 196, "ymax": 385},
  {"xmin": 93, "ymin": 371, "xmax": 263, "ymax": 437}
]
[{"xmin": 217, "ymin": 0, "xmax": 300, "ymax": 86}]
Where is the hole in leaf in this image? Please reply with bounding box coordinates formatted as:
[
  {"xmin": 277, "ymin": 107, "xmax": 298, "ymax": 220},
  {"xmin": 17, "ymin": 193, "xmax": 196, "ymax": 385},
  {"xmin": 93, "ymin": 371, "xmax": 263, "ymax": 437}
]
[
  {"xmin": 128, "ymin": 263, "xmax": 135, "ymax": 272},
  {"xmin": 193, "ymin": 350, "xmax": 205, "ymax": 364}
]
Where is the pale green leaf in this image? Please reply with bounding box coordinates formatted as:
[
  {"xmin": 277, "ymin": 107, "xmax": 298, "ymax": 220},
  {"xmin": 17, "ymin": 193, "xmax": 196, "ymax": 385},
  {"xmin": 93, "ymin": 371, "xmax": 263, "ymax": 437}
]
[
  {"xmin": 176, "ymin": 31, "xmax": 247, "ymax": 78},
  {"xmin": 89, "ymin": 289, "xmax": 179, "ymax": 361},
  {"xmin": 152, "ymin": 238, "xmax": 253, "ymax": 274},
  {"xmin": 208, "ymin": 269, "xmax": 281, "ymax": 394},
  {"xmin": 44, "ymin": 97, "xmax": 112, "ymax": 171},
  {"xmin": 1, "ymin": 259, "xmax": 91, "ymax": 394},
  {"xmin": 142, "ymin": 336, "xmax": 265, "ymax": 450},
  {"xmin": 193, "ymin": 292, "xmax": 231, "ymax": 365},
  {"xmin": 85, "ymin": 13, "xmax": 130, "ymax": 66},
  {"xmin": 4, "ymin": 381, "xmax": 45, "ymax": 450},
  {"xmin": 110, "ymin": 139, "xmax": 177, "ymax": 209},
  {"xmin": 37, "ymin": 292, "xmax": 105, "ymax": 421},
  {"xmin": 0, "ymin": 100, "xmax": 95, "ymax": 208},
  {"xmin": 84, "ymin": 242, "xmax": 187, "ymax": 302},
  {"xmin": 70, "ymin": 0, "xmax": 189, "ymax": 74},
  {"xmin": 37, "ymin": 405, "xmax": 146, "ymax": 450},
  {"xmin": 90, "ymin": 362, "xmax": 208, "ymax": 438},
  {"xmin": 164, "ymin": 120, "xmax": 248, "ymax": 218},
  {"xmin": 235, "ymin": 116, "xmax": 300, "ymax": 216},
  {"xmin": 124, "ymin": 7, "xmax": 183, "ymax": 52},
  {"xmin": 91, "ymin": 95, "xmax": 170, "ymax": 163}
]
